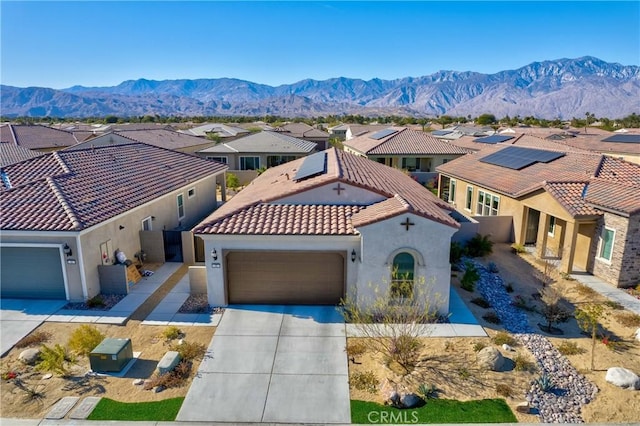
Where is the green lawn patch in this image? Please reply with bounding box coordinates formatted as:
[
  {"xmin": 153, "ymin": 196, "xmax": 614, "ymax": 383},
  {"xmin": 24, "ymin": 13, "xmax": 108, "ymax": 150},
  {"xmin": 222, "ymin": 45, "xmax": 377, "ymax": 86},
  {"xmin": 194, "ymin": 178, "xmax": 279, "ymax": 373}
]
[
  {"xmin": 87, "ymin": 397, "xmax": 184, "ymax": 421},
  {"xmin": 351, "ymin": 398, "xmax": 517, "ymax": 424}
]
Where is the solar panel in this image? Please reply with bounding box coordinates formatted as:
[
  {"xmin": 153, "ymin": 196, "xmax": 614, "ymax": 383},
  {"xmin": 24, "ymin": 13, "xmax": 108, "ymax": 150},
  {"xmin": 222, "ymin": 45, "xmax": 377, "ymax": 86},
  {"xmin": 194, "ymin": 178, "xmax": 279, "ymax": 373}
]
[
  {"xmin": 432, "ymin": 130, "xmax": 453, "ymax": 136},
  {"xmin": 473, "ymin": 135, "xmax": 514, "ymax": 144},
  {"xmin": 370, "ymin": 128, "xmax": 398, "ymax": 140},
  {"xmin": 602, "ymin": 134, "xmax": 640, "ymax": 144},
  {"xmin": 479, "ymin": 146, "xmax": 565, "ymax": 170},
  {"xmin": 293, "ymin": 152, "xmax": 327, "ymax": 181}
]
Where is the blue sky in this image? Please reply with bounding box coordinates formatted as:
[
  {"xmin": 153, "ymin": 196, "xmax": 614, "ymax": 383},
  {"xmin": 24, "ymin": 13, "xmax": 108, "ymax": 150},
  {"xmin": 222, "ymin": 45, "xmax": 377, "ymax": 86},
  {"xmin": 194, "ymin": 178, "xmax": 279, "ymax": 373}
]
[{"xmin": 1, "ymin": 1, "xmax": 638, "ymax": 89}]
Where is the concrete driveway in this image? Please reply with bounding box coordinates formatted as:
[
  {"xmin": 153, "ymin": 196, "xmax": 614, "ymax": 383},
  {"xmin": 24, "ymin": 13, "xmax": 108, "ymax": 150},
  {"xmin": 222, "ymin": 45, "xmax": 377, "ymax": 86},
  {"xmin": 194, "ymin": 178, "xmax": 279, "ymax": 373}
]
[
  {"xmin": 1, "ymin": 299, "xmax": 68, "ymax": 356},
  {"xmin": 177, "ymin": 305, "xmax": 350, "ymax": 423}
]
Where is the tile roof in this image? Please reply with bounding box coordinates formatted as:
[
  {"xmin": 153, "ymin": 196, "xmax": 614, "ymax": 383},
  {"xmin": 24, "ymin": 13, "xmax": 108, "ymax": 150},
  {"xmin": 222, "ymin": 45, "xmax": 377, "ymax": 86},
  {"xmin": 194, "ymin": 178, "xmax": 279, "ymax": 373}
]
[
  {"xmin": 437, "ymin": 146, "xmax": 602, "ymax": 198},
  {"xmin": 198, "ymin": 131, "xmax": 317, "ymax": 154},
  {"xmin": 114, "ymin": 129, "xmax": 211, "ymax": 149},
  {"xmin": 181, "ymin": 123, "xmax": 250, "ymax": 138},
  {"xmin": 543, "ymin": 181, "xmax": 598, "ymax": 216},
  {"xmin": 0, "ymin": 143, "xmax": 43, "ymax": 167},
  {"xmin": 0, "ymin": 124, "xmax": 78, "ymax": 150},
  {"xmin": 195, "ymin": 148, "xmax": 458, "ymax": 235},
  {"xmin": 584, "ymin": 157, "xmax": 640, "ymax": 215},
  {"xmin": 345, "ymin": 127, "xmax": 471, "ymax": 156},
  {"xmin": 1, "ymin": 143, "xmax": 227, "ymax": 231}
]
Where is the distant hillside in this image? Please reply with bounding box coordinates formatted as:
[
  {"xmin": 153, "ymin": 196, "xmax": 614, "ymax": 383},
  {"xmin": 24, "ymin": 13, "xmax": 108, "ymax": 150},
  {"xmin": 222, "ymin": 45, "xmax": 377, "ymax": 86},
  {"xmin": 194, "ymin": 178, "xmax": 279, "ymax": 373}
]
[{"xmin": 2, "ymin": 57, "xmax": 638, "ymax": 118}]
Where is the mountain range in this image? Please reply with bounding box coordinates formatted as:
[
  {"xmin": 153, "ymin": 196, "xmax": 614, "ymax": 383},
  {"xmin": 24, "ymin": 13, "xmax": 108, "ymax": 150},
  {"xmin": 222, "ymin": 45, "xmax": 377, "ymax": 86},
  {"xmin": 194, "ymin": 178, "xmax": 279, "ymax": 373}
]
[{"xmin": 1, "ymin": 57, "xmax": 638, "ymax": 119}]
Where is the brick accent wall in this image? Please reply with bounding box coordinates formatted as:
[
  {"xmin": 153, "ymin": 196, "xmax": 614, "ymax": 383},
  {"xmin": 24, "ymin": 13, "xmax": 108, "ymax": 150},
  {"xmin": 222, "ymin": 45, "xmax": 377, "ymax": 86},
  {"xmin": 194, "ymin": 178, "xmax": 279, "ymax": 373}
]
[{"xmin": 592, "ymin": 212, "xmax": 640, "ymax": 288}]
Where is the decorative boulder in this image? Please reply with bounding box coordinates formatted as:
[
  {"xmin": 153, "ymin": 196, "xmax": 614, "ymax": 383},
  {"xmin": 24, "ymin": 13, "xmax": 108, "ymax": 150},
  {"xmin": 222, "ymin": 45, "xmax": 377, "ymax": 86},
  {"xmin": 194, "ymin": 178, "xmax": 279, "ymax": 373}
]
[
  {"xmin": 605, "ymin": 367, "xmax": 640, "ymax": 390},
  {"xmin": 401, "ymin": 393, "xmax": 423, "ymax": 408},
  {"xmin": 516, "ymin": 402, "xmax": 532, "ymax": 414},
  {"xmin": 634, "ymin": 328, "xmax": 640, "ymax": 343},
  {"xmin": 502, "ymin": 343, "xmax": 515, "ymax": 352},
  {"xmin": 476, "ymin": 346, "xmax": 505, "ymax": 371},
  {"xmin": 385, "ymin": 391, "xmax": 401, "ymax": 407},
  {"xmin": 19, "ymin": 348, "xmax": 40, "ymax": 365},
  {"xmin": 157, "ymin": 351, "xmax": 181, "ymax": 375}
]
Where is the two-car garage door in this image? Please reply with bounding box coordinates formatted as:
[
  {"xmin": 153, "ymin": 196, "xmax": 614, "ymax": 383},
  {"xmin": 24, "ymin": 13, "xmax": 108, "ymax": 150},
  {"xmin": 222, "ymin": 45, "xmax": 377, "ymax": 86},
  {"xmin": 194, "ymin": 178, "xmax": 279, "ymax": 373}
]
[
  {"xmin": 0, "ymin": 246, "xmax": 66, "ymax": 299},
  {"xmin": 226, "ymin": 251, "xmax": 345, "ymax": 305}
]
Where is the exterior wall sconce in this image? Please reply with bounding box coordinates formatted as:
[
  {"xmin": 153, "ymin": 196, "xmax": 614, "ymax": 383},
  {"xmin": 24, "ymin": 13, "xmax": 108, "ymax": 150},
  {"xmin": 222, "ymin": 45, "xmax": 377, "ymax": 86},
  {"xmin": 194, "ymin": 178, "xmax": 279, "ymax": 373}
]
[
  {"xmin": 151, "ymin": 216, "xmax": 156, "ymax": 220},
  {"xmin": 211, "ymin": 248, "xmax": 218, "ymax": 261},
  {"xmin": 119, "ymin": 225, "xmax": 125, "ymax": 230},
  {"xmin": 351, "ymin": 249, "xmax": 357, "ymax": 263},
  {"xmin": 63, "ymin": 243, "xmax": 72, "ymax": 257}
]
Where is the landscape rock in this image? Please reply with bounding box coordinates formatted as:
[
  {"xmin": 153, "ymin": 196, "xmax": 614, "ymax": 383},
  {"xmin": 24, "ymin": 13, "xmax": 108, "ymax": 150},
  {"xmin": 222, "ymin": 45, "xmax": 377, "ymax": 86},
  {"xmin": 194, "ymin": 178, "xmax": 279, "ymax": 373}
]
[
  {"xmin": 400, "ymin": 393, "xmax": 423, "ymax": 408},
  {"xmin": 132, "ymin": 379, "xmax": 144, "ymax": 386},
  {"xmin": 476, "ymin": 346, "xmax": 505, "ymax": 371},
  {"xmin": 634, "ymin": 328, "xmax": 640, "ymax": 343},
  {"xmin": 502, "ymin": 343, "xmax": 515, "ymax": 352},
  {"xmin": 385, "ymin": 391, "xmax": 401, "ymax": 407},
  {"xmin": 154, "ymin": 385, "xmax": 165, "ymax": 393},
  {"xmin": 605, "ymin": 367, "xmax": 640, "ymax": 390},
  {"xmin": 516, "ymin": 402, "xmax": 532, "ymax": 414},
  {"xmin": 18, "ymin": 348, "xmax": 40, "ymax": 365},
  {"xmin": 42, "ymin": 373, "xmax": 53, "ymax": 380}
]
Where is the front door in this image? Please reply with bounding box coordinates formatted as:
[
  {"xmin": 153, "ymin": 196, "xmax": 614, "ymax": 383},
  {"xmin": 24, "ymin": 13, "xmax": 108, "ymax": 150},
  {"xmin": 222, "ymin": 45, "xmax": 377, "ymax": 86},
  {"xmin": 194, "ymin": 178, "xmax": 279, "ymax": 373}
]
[{"xmin": 525, "ymin": 208, "xmax": 540, "ymax": 245}]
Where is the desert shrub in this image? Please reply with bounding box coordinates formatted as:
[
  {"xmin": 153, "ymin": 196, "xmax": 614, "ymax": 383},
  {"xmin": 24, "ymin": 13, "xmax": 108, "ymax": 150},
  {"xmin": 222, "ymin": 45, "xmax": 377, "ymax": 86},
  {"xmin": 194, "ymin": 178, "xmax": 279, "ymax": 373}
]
[
  {"xmin": 557, "ymin": 341, "xmax": 585, "ymax": 355},
  {"xmin": 350, "ymin": 371, "xmax": 379, "ymax": 394},
  {"xmin": 450, "ymin": 241, "xmax": 466, "ymax": 264},
  {"xmin": 482, "ymin": 312, "xmax": 501, "ymax": 324},
  {"xmin": 457, "ymin": 367, "xmax": 471, "ymax": 379},
  {"xmin": 471, "ymin": 297, "xmax": 490, "ymax": 308},
  {"xmin": 12, "ymin": 380, "xmax": 46, "ymax": 404},
  {"xmin": 86, "ymin": 295, "xmax": 105, "ymax": 308},
  {"xmin": 487, "ymin": 262, "xmax": 499, "ymax": 273},
  {"xmin": 15, "ymin": 331, "xmax": 51, "ymax": 349},
  {"xmin": 473, "ymin": 341, "xmax": 487, "ymax": 352},
  {"xmin": 513, "ymin": 353, "xmax": 536, "ymax": 372},
  {"xmin": 603, "ymin": 300, "xmax": 624, "ymax": 310},
  {"xmin": 390, "ymin": 334, "xmax": 423, "ymax": 369},
  {"xmin": 466, "ymin": 234, "xmax": 494, "ymax": 257},
  {"xmin": 418, "ymin": 383, "xmax": 439, "ymax": 399},
  {"xmin": 68, "ymin": 325, "xmax": 105, "ymax": 356},
  {"xmin": 346, "ymin": 339, "xmax": 367, "ymax": 362},
  {"xmin": 614, "ymin": 312, "xmax": 640, "ymax": 328},
  {"xmin": 511, "ymin": 243, "xmax": 526, "ymax": 254},
  {"xmin": 461, "ymin": 262, "xmax": 479, "ymax": 292},
  {"xmin": 36, "ymin": 344, "xmax": 75, "ymax": 376},
  {"xmin": 161, "ymin": 326, "xmax": 183, "ymax": 341},
  {"xmin": 492, "ymin": 332, "xmax": 516, "ymax": 347},
  {"xmin": 169, "ymin": 341, "xmax": 205, "ymax": 361},
  {"xmin": 512, "ymin": 295, "xmax": 536, "ymax": 312},
  {"xmin": 495, "ymin": 383, "xmax": 513, "ymax": 397},
  {"xmin": 559, "ymin": 272, "xmax": 575, "ymax": 281},
  {"xmin": 535, "ymin": 374, "xmax": 554, "ymax": 392},
  {"xmin": 144, "ymin": 361, "xmax": 192, "ymax": 390}
]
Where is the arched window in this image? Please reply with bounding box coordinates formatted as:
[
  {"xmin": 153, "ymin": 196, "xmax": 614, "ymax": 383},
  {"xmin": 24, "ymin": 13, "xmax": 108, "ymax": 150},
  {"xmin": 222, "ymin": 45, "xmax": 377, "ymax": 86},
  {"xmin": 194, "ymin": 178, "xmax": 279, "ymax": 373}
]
[{"xmin": 391, "ymin": 252, "xmax": 415, "ymax": 299}]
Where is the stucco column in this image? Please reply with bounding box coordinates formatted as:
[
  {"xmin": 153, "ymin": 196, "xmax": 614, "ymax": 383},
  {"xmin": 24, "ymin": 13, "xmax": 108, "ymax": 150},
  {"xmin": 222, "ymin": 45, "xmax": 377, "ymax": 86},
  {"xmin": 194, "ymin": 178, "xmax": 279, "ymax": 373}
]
[
  {"xmin": 560, "ymin": 221, "xmax": 578, "ymax": 274},
  {"xmin": 536, "ymin": 212, "xmax": 550, "ymax": 258},
  {"xmin": 220, "ymin": 174, "xmax": 227, "ymax": 202}
]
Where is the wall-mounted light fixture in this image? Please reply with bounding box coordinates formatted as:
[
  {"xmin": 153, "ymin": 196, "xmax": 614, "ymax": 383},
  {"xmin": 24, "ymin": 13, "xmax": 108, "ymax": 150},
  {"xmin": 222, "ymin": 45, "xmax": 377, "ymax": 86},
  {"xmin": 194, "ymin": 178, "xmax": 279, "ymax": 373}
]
[
  {"xmin": 63, "ymin": 243, "xmax": 73, "ymax": 257},
  {"xmin": 351, "ymin": 249, "xmax": 357, "ymax": 263},
  {"xmin": 119, "ymin": 225, "xmax": 125, "ymax": 230},
  {"xmin": 211, "ymin": 248, "xmax": 218, "ymax": 261},
  {"xmin": 151, "ymin": 216, "xmax": 156, "ymax": 221}
]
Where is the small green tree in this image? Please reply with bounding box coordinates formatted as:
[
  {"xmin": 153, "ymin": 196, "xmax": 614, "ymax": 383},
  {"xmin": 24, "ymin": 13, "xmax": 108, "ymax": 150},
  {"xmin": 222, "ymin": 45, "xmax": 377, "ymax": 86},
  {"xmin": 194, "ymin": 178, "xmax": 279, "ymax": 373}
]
[
  {"xmin": 36, "ymin": 344, "xmax": 75, "ymax": 377},
  {"xmin": 575, "ymin": 304, "xmax": 606, "ymax": 371},
  {"xmin": 539, "ymin": 287, "xmax": 571, "ymax": 333},
  {"xmin": 226, "ymin": 173, "xmax": 240, "ymax": 191}
]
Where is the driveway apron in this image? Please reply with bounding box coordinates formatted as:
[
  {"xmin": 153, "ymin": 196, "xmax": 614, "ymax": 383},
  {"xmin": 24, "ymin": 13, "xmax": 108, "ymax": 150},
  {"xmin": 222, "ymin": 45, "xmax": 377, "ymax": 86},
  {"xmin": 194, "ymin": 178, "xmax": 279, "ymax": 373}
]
[{"xmin": 177, "ymin": 305, "xmax": 350, "ymax": 423}]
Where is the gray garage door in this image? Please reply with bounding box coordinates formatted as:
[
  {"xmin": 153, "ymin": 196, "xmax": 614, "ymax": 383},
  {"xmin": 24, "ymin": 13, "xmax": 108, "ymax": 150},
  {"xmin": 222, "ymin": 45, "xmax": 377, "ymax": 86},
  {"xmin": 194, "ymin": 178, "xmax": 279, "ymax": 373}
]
[{"xmin": 1, "ymin": 247, "xmax": 66, "ymax": 299}]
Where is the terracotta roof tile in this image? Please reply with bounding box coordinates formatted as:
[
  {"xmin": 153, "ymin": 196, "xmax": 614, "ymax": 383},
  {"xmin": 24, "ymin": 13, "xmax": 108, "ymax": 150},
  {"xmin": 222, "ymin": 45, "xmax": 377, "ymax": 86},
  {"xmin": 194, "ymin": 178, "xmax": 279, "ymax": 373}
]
[
  {"xmin": 0, "ymin": 143, "xmax": 43, "ymax": 167},
  {"xmin": 198, "ymin": 131, "xmax": 316, "ymax": 154},
  {"xmin": 585, "ymin": 157, "xmax": 640, "ymax": 215},
  {"xmin": 346, "ymin": 127, "xmax": 470, "ymax": 155},
  {"xmin": 543, "ymin": 181, "xmax": 598, "ymax": 216},
  {"xmin": 1, "ymin": 124, "xmax": 78, "ymax": 150},
  {"xmin": 195, "ymin": 148, "xmax": 458, "ymax": 235},
  {"xmin": 1, "ymin": 143, "xmax": 227, "ymax": 231}
]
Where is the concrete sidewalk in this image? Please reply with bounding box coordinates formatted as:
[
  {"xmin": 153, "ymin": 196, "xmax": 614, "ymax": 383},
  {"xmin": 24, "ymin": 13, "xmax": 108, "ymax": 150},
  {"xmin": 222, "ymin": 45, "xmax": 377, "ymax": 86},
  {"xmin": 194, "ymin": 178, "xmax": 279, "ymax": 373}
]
[{"xmin": 570, "ymin": 272, "xmax": 640, "ymax": 315}]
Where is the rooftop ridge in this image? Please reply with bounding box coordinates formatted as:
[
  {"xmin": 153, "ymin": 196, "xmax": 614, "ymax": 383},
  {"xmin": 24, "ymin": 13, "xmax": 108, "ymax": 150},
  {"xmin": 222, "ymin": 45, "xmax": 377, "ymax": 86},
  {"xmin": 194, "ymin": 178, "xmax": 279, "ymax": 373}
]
[
  {"xmin": 8, "ymin": 124, "xmax": 18, "ymax": 146},
  {"xmin": 45, "ymin": 176, "xmax": 83, "ymax": 229},
  {"xmin": 52, "ymin": 151, "xmax": 72, "ymax": 175}
]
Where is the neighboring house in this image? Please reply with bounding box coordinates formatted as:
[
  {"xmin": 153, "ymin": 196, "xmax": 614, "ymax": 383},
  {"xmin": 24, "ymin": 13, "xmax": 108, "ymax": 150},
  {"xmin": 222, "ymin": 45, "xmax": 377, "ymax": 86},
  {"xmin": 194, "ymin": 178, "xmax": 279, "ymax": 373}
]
[
  {"xmin": 179, "ymin": 123, "xmax": 250, "ymax": 140},
  {"xmin": 0, "ymin": 143, "xmax": 43, "ymax": 167},
  {"xmin": 193, "ymin": 148, "xmax": 459, "ymax": 314},
  {"xmin": 0, "ymin": 143, "xmax": 227, "ymax": 301},
  {"xmin": 0, "ymin": 124, "xmax": 78, "ymax": 152},
  {"xmin": 437, "ymin": 145, "xmax": 640, "ymax": 288},
  {"xmin": 67, "ymin": 129, "xmax": 216, "ymax": 155},
  {"xmin": 274, "ymin": 122, "xmax": 330, "ymax": 150},
  {"xmin": 555, "ymin": 133, "xmax": 640, "ymax": 165},
  {"xmin": 343, "ymin": 127, "xmax": 471, "ymax": 183},
  {"xmin": 196, "ymin": 131, "xmax": 317, "ymax": 184},
  {"xmin": 431, "ymin": 125, "xmax": 495, "ymax": 140},
  {"xmin": 447, "ymin": 134, "xmax": 591, "ymax": 154},
  {"xmin": 345, "ymin": 124, "xmax": 390, "ymax": 140}
]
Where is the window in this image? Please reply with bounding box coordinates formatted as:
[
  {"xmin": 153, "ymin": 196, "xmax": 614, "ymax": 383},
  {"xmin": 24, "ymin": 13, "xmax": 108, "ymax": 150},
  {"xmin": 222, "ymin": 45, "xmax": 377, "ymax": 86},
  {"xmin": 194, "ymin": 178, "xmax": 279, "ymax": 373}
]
[
  {"xmin": 548, "ymin": 216, "xmax": 556, "ymax": 236},
  {"xmin": 465, "ymin": 186, "xmax": 473, "ymax": 211},
  {"xmin": 177, "ymin": 194, "xmax": 185, "ymax": 220},
  {"xmin": 141, "ymin": 216, "xmax": 153, "ymax": 231},
  {"xmin": 267, "ymin": 155, "xmax": 296, "ymax": 167},
  {"xmin": 401, "ymin": 157, "xmax": 421, "ymax": 172},
  {"xmin": 240, "ymin": 156, "xmax": 260, "ymax": 170},
  {"xmin": 448, "ymin": 179, "xmax": 456, "ymax": 203},
  {"xmin": 188, "ymin": 187, "xmax": 196, "ymax": 198},
  {"xmin": 391, "ymin": 252, "xmax": 415, "ymax": 299},
  {"xmin": 476, "ymin": 190, "xmax": 500, "ymax": 216},
  {"xmin": 206, "ymin": 156, "xmax": 228, "ymax": 164},
  {"xmin": 598, "ymin": 228, "xmax": 615, "ymax": 261}
]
